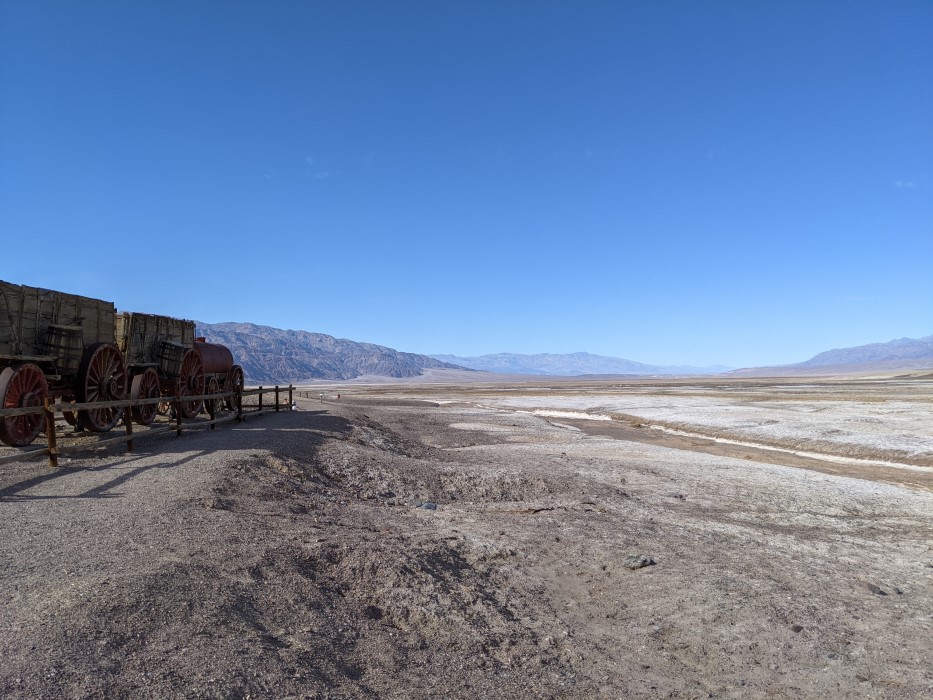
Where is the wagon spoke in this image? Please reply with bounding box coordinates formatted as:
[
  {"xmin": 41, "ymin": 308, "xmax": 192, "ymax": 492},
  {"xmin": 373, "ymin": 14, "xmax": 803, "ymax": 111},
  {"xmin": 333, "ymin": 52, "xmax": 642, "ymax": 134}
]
[{"xmin": 0, "ymin": 364, "xmax": 49, "ymax": 447}]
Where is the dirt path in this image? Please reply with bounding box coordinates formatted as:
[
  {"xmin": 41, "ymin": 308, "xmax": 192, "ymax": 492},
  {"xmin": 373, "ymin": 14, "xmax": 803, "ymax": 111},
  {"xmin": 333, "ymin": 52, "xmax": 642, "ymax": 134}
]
[{"xmin": 1, "ymin": 398, "xmax": 932, "ymax": 698}]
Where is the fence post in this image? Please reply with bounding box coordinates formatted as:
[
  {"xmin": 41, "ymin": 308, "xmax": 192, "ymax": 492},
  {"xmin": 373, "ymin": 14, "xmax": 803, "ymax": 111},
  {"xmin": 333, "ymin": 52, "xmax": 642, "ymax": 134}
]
[
  {"xmin": 275, "ymin": 386, "xmax": 280, "ymax": 412},
  {"xmin": 237, "ymin": 385, "xmax": 243, "ymax": 422},
  {"xmin": 124, "ymin": 403, "xmax": 134, "ymax": 453},
  {"xmin": 258, "ymin": 387, "xmax": 263, "ymax": 412},
  {"xmin": 288, "ymin": 384, "xmax": 293, "ymax": 409},
  {"xmin": 175, "ymin": 394, "xmax": 183, "ymax": 437},
  {"xmin": 208, "ymin": 389, "xmax": 216, "ymax": 430},
  {"xmin": 44, "ymin": 398, "xmax": 58, "ymax": 469}
]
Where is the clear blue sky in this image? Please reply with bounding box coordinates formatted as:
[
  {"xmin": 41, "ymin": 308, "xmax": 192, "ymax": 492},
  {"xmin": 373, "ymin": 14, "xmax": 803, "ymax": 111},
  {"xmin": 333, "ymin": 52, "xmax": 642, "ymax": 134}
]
[{"xmin": 2, "ymin": 1, "xmax": 930, "ymax": 367}]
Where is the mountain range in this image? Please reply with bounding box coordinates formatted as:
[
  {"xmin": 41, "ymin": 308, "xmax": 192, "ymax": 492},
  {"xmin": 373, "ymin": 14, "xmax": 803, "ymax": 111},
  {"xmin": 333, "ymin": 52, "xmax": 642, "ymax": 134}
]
[
  {"xmin": 195, "ymin": 321, "xmax": 933, "ymax": 384},
  {"xmin": 730, "ymin": 335, "xmax": 933, "ymax": 376},
  {"xmin": 796, "ymin": 335, "xmax": 933, "ymax": 367},
  {"xmin": 194, "ymin": 322, "xmax": 463, "ymax": 384},
  {"xmin": 429, "ymin": 352, "xmax": 730, "ymax": 376}
]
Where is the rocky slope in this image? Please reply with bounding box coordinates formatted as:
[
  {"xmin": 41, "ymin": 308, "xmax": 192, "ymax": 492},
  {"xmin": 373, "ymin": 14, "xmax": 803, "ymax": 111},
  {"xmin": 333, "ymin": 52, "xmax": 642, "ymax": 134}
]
[{"xmin": 195, "ymin": 322, "xmax": 464, "ymax": 384}]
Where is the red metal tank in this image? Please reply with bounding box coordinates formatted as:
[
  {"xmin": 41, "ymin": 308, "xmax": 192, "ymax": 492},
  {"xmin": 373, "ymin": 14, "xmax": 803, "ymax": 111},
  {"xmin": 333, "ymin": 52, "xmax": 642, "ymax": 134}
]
[{"xmin": 195, "ymin": 341, "xmax": 234, "ymax": 375}]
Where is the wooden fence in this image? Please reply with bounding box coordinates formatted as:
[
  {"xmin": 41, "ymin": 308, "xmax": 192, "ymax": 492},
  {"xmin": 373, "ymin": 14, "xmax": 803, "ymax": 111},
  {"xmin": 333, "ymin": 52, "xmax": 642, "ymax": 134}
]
[
  {"xmin": 0, "ymin": 384, "xmax": 295, "ymax": 468},
  {"xmin": 294, "ymin": 390, "xmax": 344, "ymax": 402}
]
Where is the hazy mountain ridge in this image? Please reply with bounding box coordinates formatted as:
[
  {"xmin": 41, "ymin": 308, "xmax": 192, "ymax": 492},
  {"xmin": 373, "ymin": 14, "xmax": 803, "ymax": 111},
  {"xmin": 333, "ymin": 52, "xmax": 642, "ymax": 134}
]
[
  {"xmin": 195, "ymin": 322, "xmax": 464, "ymax": 384},
  {"xmin": 196, "ymin": 321, "xmax": 933, "ymax": 384},
  {"xmin": 796, "ymin": 335, "xmax": 933, "ymax": 367},
  {"xmin": 730, "ymin": 335, "xmax": 933, "ymax": 376},
  {"xmin": 430, "ymin": 352, "xmax": 731, "ymax": 376}
]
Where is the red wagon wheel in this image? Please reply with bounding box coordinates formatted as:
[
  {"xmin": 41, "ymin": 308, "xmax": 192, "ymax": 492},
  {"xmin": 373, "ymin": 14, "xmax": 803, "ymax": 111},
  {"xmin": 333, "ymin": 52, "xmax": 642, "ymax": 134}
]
[
  {"xmin": 77, "ymin": 343, "xmax": 128, "ymax": 433},
  {"xmin": 0, "ymin": 364, "xmax": 49, "ymax": 447},
  {"xmin": 177, "ymin": 349, "xmax": 205, "ymax": 419},
  {"xmin": 224, "ymin": 365, "xmax": 244, "ymax": 411},
  {"xmin": 130, "ymin": 367, "xmax": 160, "ymax": 426}
]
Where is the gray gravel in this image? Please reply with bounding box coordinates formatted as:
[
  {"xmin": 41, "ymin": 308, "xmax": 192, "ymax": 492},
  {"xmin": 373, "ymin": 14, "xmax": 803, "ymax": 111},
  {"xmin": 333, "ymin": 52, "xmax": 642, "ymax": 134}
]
[{"xmin": 1, "ymin": 391, "xmax": 932, "ymax": 699}]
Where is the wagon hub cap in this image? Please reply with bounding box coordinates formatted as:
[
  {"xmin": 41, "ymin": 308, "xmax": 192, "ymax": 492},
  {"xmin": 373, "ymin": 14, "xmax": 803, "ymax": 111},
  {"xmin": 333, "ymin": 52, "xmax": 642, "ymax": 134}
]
[{"xmin": 104, "ymin": 376, "xmax": 119, "ymax": 399}]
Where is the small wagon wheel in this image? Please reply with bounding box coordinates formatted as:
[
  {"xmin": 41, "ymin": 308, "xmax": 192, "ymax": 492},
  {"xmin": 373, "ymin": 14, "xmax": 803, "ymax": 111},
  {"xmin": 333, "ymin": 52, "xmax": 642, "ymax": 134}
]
[
  {"xmin": 0, "ymin": 364, "xmax": 49, "ymax": 447},
  {"xmin": 204, "ymin": 376, "xmax": 222, "ymax": 415},
  {"xmin": 130, "ymin": 368, "xmax": 161, "ymax": 426},
  {"xmin": 77, "ymin": 342, "xmax": 128, "ymax": 433},
  {"xmin": 224, "ymin": 365, "xmax": 244, "ymax": 411},
  {"xmin": 177, "ymin": 349, "xmax": 205, "ymax": 419}
]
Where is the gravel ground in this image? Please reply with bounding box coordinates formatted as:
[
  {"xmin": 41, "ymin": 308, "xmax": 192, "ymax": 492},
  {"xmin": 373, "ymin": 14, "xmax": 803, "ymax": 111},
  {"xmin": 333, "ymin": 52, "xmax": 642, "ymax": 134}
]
[{"xmin": 1, "ymin": 381, "xmax": 932, "ymax": 698}]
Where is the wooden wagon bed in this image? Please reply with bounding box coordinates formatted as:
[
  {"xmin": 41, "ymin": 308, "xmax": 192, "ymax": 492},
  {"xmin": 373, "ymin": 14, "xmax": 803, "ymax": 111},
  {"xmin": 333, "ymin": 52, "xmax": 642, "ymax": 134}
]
[{"xmin": 0, "ymin": 280, "xmax": 115, "ymax": 371}]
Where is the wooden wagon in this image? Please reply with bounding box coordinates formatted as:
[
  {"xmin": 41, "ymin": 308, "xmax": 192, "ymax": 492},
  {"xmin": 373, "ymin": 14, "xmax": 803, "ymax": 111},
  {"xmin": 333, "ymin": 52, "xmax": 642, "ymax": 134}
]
[
  {"xmin": 1, "ymin": 280, "xmax": 245, "ymax": 448},
  {"xmin": 0, "ymin": 280, "xmax": 126, "ymax": 445},
  {"xmin": 115, "ymin": 313, "xmax": 243, "ymax": 421}
]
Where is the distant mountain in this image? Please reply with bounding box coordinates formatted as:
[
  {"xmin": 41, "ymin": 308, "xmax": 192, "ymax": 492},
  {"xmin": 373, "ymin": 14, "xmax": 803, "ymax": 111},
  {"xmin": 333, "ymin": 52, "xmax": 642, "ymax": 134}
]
[
  {"xmin": 195, "ymin": 322, "xmax": 465, "ymax": 384},
  {"xmin": 430, "ymin": 352, "xmax": 731, "ymax": 376},
  {"xmin": 730, "ymin": 335, "xmax": 933, "ymax": 376},
  {"xmin": 797, "ymin": 336, "xmax": 933, "ymax": 367}
]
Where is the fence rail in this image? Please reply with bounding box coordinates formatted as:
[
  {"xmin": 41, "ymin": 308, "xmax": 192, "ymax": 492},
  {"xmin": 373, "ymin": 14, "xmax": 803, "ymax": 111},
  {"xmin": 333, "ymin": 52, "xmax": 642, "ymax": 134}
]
[{"xmin": 0, "ymin": 384, "xmax": 295, "ymax": 468}]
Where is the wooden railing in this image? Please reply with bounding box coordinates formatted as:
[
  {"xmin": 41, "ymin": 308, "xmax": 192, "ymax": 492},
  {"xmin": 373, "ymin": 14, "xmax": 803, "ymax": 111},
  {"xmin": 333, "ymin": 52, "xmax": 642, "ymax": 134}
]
[
  {"xmin": 0, "ymin": 384, "xmax": 295, "ymax": 468},
  {"xmin": 294, "ymin": 390, "xmax": 343, "ymax": 402}
]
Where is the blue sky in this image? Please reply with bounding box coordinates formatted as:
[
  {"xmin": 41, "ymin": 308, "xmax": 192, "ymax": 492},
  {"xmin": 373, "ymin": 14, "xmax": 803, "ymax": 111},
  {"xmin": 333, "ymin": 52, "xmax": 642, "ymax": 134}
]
[{"xmin": 1, "ymin": 1, "xmax": 930, "ymax": 367}]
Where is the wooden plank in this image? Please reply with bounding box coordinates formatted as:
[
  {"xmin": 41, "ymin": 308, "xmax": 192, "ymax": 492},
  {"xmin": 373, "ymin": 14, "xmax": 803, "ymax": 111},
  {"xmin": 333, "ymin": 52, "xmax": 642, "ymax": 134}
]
[
  {"xmin": 0, "ymin": 386, "xmax": 287, "ymax": 463},
  {"xmin": 0, "ymin": 387, "xmax": 236, "ymax": 419},
  {"xmin": 55, "ymin": 425, "xmax": 178, "ymax": 454},
  {"xmin": 0, "ymin": 447, "xmax": 49, "ymax": 464},
  {"xmin": 0, "ymin": 280, "xmax": 115, "ymax": 358},
  {"xmin": 117, "ymin": 312, "xmax": 195, "ymax": 366},
  {"xmin": 0, "ymin": 405, "xmax": 46, "ymax": 418}
]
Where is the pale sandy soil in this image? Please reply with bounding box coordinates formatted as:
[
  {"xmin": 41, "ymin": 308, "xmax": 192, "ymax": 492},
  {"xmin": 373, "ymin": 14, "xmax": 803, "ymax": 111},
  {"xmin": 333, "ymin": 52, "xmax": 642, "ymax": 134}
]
[{"xmin": 1, "ymin": 376, "xmax": 931, "ymax": 698}]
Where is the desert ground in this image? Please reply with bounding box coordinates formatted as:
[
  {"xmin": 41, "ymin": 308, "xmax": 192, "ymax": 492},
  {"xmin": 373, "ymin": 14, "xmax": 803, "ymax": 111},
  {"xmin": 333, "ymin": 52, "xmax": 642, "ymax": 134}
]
[{"xmin": 1, "ymin": 374, "xmax": 931, "ymax": 698}]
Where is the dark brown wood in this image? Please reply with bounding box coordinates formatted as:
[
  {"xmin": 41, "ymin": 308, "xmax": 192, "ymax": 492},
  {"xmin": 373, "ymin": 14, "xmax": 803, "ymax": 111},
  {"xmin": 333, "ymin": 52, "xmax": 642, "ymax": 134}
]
[
  {"xmin": 175, "ymin": 395, "xmax": 183, "ymax": 437},
  {"xmin": 274, "ymin": 385, "xmax": 280, "ymax": 412},
  {"xmin": 116, "ymin": 311, "xmax": 195, "ymax": 367},
  {"xmin": 44, "ymin": 398, "xmax": 58, "ymax": 468},
  {"xmin": 0, "ymin": 405, "xmax": 47, "ymax": 418},
  {"xmin": 124, "ymin": 405, "xmax": 134, "ymax": 453},
  {"xmin": 0, "ymin": 448, "xmax": 49, "ymax": 465}
]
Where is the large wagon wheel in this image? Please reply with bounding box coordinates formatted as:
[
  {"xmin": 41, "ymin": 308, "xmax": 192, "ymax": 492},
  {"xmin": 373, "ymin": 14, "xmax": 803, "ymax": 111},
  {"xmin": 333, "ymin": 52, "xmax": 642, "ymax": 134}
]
[
  {"xmin": 204, "ymin": 376, "xmax": 222, "ymax": 415},
  {"xmin": 77, "ymin": 342, "xmax": 128, "ymax": 433},
  {"xmin": 130, "ymin": 368, "xmax": 160, "ymax": 426},
  {"xmin": 224, "ymin": 365, "xmax": 244, "ymax": 411},
  {"xmin": 177, "ymin": 349, "xmax": 205, "ymax": 419},
  {"xmin": 0, "ymin": 364, "xmax": 49, "ymax": 447}
]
